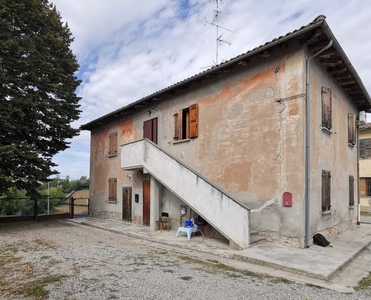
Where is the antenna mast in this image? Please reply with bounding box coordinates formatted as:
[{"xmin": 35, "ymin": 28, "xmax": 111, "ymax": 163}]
[{"xmin": 204, "ymin": 0, "xmax": 234, "ymax": 65}]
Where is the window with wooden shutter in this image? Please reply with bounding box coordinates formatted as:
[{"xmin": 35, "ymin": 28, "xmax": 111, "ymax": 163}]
[
  {"xmin": 360, "ymin": 138, "xmax": 371, "ymax": 159},
  {"xmin": 349, "ymin": 175, "xmax": 355, "ymax": 206},
  {"xmin": 367, "ymin": 178, "xmax": 371, "ymax": 197},
  {"xmin": 108, "ymin": 178, "xmax": 117, "ymax": 201},
  {"xmin": 348, "ymin": 113, "xmax": 356, "ymax": 145},
  {"xmin": 173, "ymin": 104, "xmax": 198, "ymax": 141},
  {"xmin": 189, "ymin": 104, "xmax": 198, "ymax": 138},
  {"xmin": 321, "ymin": 87, "xmax": 332, "ymax": 130},
  {"xmin": 322, "ymin": 170, "xmax": 331, "ymax": 212},
  {"xmin": 108, "ymin": 132, "xmax": 118, "ymax": 156},
  {"xmin": 360, "ymin": 178, "xmax": 367, "ymax": 197}
]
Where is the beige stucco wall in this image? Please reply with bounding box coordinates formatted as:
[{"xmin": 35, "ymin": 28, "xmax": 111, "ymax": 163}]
[{"xmin": 307, "ymin": 51, "xmax": 358, "ymax": 236}]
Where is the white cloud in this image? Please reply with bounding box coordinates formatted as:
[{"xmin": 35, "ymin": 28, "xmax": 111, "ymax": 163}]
[{"xmin": 51, "ymin": 0, "xmax": 371, "ymax": 178}]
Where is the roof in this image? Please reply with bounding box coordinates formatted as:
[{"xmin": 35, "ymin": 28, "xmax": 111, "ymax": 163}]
[
  {"xmin": 359, "ymin": 123, "xmax": 371, "ymax": 132},
  {"xmin": 81, "ymin": 15, "xmax": 371, "ymax": 131}
]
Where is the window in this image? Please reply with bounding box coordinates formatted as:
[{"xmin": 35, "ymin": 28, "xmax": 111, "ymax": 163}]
[
  {"xmin": 321, "ymin": 87, "xmax": 332, "ymax": 130},
  {"xmin": 360, "ymin": 178, "xmax": 371, "ymax": 197},
  {"xmin": 348, "ymin": 113, "xmax": 356, "ymax": 145},
  {"xmin": 108, "ymin": 132, "xmax": 118, "ymax": 156},
  {"xmin": 360, "ymin": 139, "xmax": 371, "ymax": 159},
  {"xmin": 108, "ymin": 178, "xmax": 117, "ymax": 202},
  {"xmin": 349, "ymin": 175, "xmax": 355, "ymax": 206},
  {"xmin": 173, "ymin": 104, "xmax": 198, "ymax": 140},
  {"xmin": 322, "ymin": 170, "xmax": 331, "ymax": 212}
]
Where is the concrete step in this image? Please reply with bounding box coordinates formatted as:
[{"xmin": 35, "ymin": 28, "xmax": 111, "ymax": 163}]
[{"xmin": 250, "ymin": 233, "xmax": 266, "ymax": 246}]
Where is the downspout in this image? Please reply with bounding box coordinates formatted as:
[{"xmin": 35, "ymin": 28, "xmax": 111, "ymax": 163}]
[
  {"xmin": 305, "ymin": 39, "xmax": 333, "ymax": 248},
  {"xmin": 357, "ymin": 125, "xmax": 360, "ymax": 225}
]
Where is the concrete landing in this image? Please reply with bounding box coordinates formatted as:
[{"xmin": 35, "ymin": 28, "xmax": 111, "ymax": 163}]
[{"xmin": 235, "ymin": 224, "xmax": 371, "ymax": 280}]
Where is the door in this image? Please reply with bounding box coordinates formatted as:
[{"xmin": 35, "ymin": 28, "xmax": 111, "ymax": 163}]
[
  {"xmin": 143, "ymin": 180, "xmax": 150, "ymax": 226},
  {"xmin": 143, "ymin": 118, "xmax": 158, "ymax": 144},
  {"xmin": 122, "ymin": 187, "xmax": 132, "ymax": 222}
]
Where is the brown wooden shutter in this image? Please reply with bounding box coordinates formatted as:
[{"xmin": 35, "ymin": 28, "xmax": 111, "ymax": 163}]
[
  {"xmin": 321, "ymin": 87, "xmax": 332, "ymax": 130},
  {"xmin": 322, "ymin": 170, "xmax": 331, "ymax": 212},
  {"xmin": 189, "ymin": 104, "xmax": 198, "ymax": 138},
  {"xmin": 349, "ymin": 175, "xmax": 355, "ymax": 206},
  {"xmin": 108, "ymin": 178, "xmax": 117, "ymax": 201},
  {"xmin": 109, "ymin": 132, "xmax": 118, "ymax": 156},
  {"xmin": 348, "ymin": 113, "xmax": 356, "ymax": 145},
  {"xmin": 173, "ymin": 109, "xmax": 182, "ymax": 140},
  {"xmin": 360, "ymin": 178, "xmax": 367, "ymax": 196},
  {"xmin": 366, "ymin": 139, "xmax": 371, "ymax": 159},
  {"xmin": 360, "ymin": 139, "xmax": 366, "ymax": 158}
]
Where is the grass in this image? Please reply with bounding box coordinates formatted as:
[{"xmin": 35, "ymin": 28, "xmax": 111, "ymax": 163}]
[
  {"xmin": 179, "ymin": 276, "xmax": 192, "ymax": 281},
  {"xmin": 354, "ymin": 271, "xmax": 371, "ymax": 291},
  {"xmin": 18, "ymin": 275, "xmax": 65, "ymax": 298},
  {"xmin": 361, "ymin": 212, "xmax": 371, "ymax": 217}
]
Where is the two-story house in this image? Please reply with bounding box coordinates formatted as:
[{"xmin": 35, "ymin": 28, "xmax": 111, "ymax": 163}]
[{"xmin": 81, "ymin": 16, "xmax": 371, "ymax": 250}]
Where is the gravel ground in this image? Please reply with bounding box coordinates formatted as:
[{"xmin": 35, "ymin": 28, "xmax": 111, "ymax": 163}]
[{"xmin": 1, "ymin": 220, "xmax": 371, "ymax": 300}]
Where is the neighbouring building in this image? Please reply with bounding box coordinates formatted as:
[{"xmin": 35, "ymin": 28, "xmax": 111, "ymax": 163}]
[
  {"xmin": 359, "ymin": 123, "xmax": 371, "ymax": 212},
  {"xmin": 81, "ymin": 16, "xmax": 371, "ymax": 250}
]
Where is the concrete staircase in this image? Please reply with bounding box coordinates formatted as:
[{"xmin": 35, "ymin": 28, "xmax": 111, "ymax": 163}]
[{"xmin": 121, "ymin": 139, "xmax": 251, "ymax": 249}]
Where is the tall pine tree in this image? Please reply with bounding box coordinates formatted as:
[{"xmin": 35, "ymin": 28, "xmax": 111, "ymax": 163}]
[{"xmin": 0, "ymin": 0, "xmax": 81, "ymax": 197}]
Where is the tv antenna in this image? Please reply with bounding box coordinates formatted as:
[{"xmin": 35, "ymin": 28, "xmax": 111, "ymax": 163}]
[{"xmin": 204, "ymin": 0, "xmax": 234, "ymax": 66}]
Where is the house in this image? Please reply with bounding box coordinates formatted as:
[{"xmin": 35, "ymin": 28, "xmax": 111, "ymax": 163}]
[
  {"xmin": 81, "ymin": 15, "xmax": 371, "ymax": 250},
  {"xmin": 359, "ymin": 123, "xmax": 371, "ymax": 212}
]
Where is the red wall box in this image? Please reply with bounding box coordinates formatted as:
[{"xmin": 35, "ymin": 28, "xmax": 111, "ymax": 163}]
[{"xmin": 283, "ymin": 192, "xmax": 292, "ymax": 207}]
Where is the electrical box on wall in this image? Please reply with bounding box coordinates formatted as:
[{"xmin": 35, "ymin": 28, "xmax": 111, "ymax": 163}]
[
  {"xmin": 283, "ymin": 192, "xmax": 292, "ymax": 207},
  {"xmin": 135, "ymin": 194, "xmax": 139, "ymax": 203}
]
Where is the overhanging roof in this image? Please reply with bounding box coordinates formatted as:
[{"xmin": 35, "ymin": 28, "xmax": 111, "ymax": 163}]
[{"xmin": 81, "ymin": 15, "xmax": 371, "ymax": 131}]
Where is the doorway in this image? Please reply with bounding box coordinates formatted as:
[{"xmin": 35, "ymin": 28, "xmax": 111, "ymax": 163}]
[
  {"xmin": 143, "ymin": 118, "xmax": 158, "ymax": 144},
  {"xmin": 143, "ymin": 180, "xmax": 150, "ymax": 226},
  {"xmin": 122, "ymin": 187, "xmax": 132, "ymax": 222}
]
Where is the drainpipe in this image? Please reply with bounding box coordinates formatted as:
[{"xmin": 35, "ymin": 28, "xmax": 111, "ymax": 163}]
[
  {"xmin": 357, "ymin": 124, "xmax": 360, "ymax": 225},
  {"xmin": 305, "ymin": 39, "xmax": 333, "ymax": 248}
]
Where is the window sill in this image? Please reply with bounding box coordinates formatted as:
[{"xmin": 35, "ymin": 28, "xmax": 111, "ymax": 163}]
[
  {"xmin": 108, "ymin": 200, "xmax": 117, "ymax": 204},
  {"xmin": 108, "ymin": 154, "xmax": 118, "ymax": 158},
  {"xmin": 321, "ymin": 210, "xmax": 332, "ymax": 215},
  {"xmin": 348, "ymin": 205, "xmax": 355, "ymax": 209},
  {"xmin": 348, "ymin": 143, "xmax": 355, "ymax": 148},
  {"xmin": 321, "ymin": 127, "xmax": 332, "ymax": 135},
  {"xmin": 173, "ymin": 138, "xmax": 191, "ymax": 145}
]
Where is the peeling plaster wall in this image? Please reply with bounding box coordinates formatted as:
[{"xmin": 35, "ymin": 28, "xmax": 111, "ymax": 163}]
[
  {"xmin": 308, "ymin": 52, "xmax": 358, "ymax": 236},
  {"xmin": 89, "ymin": 41, "xmax": 308, "ymax": 241}
]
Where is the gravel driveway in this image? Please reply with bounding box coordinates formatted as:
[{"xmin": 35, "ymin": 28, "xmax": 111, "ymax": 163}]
[{"xmin": 1, "ymin": 220, "xmax": 371, "ymax": 300}]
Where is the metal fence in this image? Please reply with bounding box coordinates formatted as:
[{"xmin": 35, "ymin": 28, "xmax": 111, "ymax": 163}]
[{"xmin": 0, "ymin": 196, "xmax": 88, "ymax": 223}]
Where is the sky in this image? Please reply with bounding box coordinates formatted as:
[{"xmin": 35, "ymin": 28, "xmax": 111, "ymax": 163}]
[{"xmin": 50, "ymin": 0, "xmax": 371, "ymax": 179}]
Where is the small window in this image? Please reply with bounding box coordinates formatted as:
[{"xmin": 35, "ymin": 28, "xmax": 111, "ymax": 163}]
[
  {"xmin": 321, "ymin": 87, "xmax": 332, "ymax": 130},
  {"xmin": 174, "ymin": 104, "xmax": 198, "ymax": 140},
  {"xmin": 348, "ymin": 113, "xmax": 356, "ymax": 145},
  {"xmin": 360, "ymin": 178, "xmax": 371, "ymax": 197},
  {"xmin": 108, "ymin": 132, "xmax": 118, "ymax": 156},
  {"xmin": 360, "ymin": 139, "xmax": 371, "ymax": 159},
  {"xmin": 322, "ymin": 170, "xmax": 331, "ymax": 212},
  {"xmin": 349, "ymin": 175, "xmax": 355, "ymax": 206},
  {"xmin": 108, "ymin": 178, "xmax": 117, "ymax": 202}
]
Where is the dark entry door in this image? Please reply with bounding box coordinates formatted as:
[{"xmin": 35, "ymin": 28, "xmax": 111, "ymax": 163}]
[
  {"xmin": 122, "ymin": 187, "xmax": 132, "ymax": 222},
  {"xmin": 143, "ymin": 118, "xmax": 158, "ymax": 144},
  {"xmin": 143, "ymin": 180, "xmax": 150, "ymax": 226}
]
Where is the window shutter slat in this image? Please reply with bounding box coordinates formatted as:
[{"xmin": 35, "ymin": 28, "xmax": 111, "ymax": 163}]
[
  {"xmin": 173, "ymin": 113, "xmax": 179, "ymax": 140},
  {"xmin": 189, "ymin": 104, "xmax": 198, "ymax": 138}
]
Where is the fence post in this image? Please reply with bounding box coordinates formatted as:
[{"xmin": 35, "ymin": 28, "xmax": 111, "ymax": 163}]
[
  {"xmin": 34, "ymin": 198, "xmax": 38, "ymax": 221},
  {"xmin": 70, "ymin": 197, "xmax": 74, "ymax": 218}
]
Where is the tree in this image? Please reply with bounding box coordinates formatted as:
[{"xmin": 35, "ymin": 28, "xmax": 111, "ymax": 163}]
[{"xmin": 0, "ymin": 0, "xmax": 81, "ymax": 197}]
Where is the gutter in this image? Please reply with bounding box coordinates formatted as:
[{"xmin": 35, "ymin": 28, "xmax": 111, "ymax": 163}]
[{"xmin": 305, "ymin": 39, "xmax": 333, "ymax": 248}]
